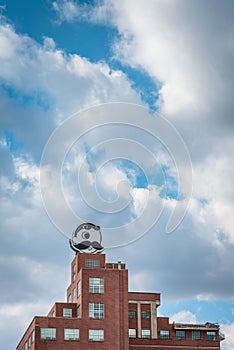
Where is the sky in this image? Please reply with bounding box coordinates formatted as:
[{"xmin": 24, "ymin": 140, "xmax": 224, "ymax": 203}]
[{"xmin": 0, "ymin": 0, "xmax": 233, "ymax": 349}]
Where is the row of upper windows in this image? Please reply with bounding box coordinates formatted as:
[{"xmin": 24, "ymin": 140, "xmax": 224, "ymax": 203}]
[
  {"xmin": 40, "ymin": 328, "xmax": 104, "ymax": 341},
  {"xmin": 158, "ymin": 329, "xmax": 216, "ymax": 341},
  {"xmin": 64, "ymin": 305, "xmax": 155, "ymax": 320},
  {"xmin": 24, "ymin": 330, "xmax": 34, "ymax": 350},
  {"xmin": 129, "ymin": 329, "xmax": 216, "ymax": 341},
  {"xmin": 62, "ymin": 308, "xmax": 216, "ymax": 341},
  {"xmin": 129, "ymin": 329, "xmax": 151, "ymax": 338},
  {"xmin": 29, "ymin": 327, "xmax": 217, "ymax": 343},
  {"xmin": 129, "ymin": 311, "xmax": 151, "ymax": 319},
  {"xmin": 62, "ymin": 303, "xmax": 104, "ymax": 319}
]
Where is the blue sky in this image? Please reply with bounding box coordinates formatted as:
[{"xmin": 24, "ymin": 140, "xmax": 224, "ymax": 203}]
[
  {"xmin": 0, "ymin": 1, "xmax": 233, "ymax": 349},
  {"xmin": 2, "ymin": 0, "xmax": 159, "ymax": 109}
]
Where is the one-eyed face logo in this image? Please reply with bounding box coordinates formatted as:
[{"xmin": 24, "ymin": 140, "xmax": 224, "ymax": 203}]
[{"xmin": 69, "ymin": 223, "xmax": 104, "ymax": 254}]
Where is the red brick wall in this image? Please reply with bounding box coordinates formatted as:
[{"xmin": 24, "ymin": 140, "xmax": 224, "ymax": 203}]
[{"xmin": 16, "ymin": 253, "xmax": 221, "ymax": 350}]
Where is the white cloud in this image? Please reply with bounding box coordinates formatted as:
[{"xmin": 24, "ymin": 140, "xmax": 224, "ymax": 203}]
[
  {"xmin": 0, "ymin": 1, "xmax": 233, "ymax": 298},
  {"xmin": 43, "ymin": 0, "xmax": 234, "ymax": 246},
  {"xmin": 91, "ymin": 0, "xmax": 234, "ymax": 247},
  {"xmin": 95, "ymin": 162, "xmax": 130, "ymax": 200},
  {"xmin": 131, "ymin": 187, "xmax": 149, "ymax": 217},
  {"xmin": 196, "ymin": 293, "xmax": 217, "ymax": 302},
  {"xmin": 221, "ymin": 323, "xmax": 234, "ymax": 350},
  {"xmin": 170, "ymin": 310, "xmax": 197, "ymax": 324},
  {"xmin": 43, "ymin": 36, "xmax": 56, "ymax": 50},
  {"xmin": 0, "ymin": 3, "xmax": 233, "ymax": 349},
  {"xmin": 52, "ymin": 0, "xmax": 113, "ymax": 25},
  {"xmin": 0, "ymin": 21, "xmax": 141, "ymax": 126},
  {"xmin": 106, "ymin": 0, "xmax": 233, "ymax": 118},
  {"xmin": 14, "ymin": 156, "xmax": 39, "ymax": 186},
  {"xmin": 52, "ymin": 1, "xmax": 80, "ymax": 22},
  {"xmin": 0, "ymin": 20, "xmax": 144, "ymax": 253},
  {"xmin": 189, "ymin": 150, "xmax": 234, "ymax": 244}
]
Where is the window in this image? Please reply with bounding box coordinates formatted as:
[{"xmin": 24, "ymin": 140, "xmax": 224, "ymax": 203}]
[
  {"xmin": 31, "ymin": 330, "xmax": 35, "ymax": 343},
  {"xmin": 64, "ymin": 328, "xmax": 80, "ymax": 340},
  {"xmin": 89, "ymin": 302, "xmax": 104, "ymax": 319},
  {"xmin": 129, "ymin": 329, "xmax": 136, "ymax": 338},
  {"xmin": 77, "ymin": 280, "xmax": 81, "ymax": 297},
  {"xmin": 141, "ymin": 329, "xmax": 151, "ymax": 338},
  {"xmin": 160, "ymin": 330, "xmax": 170, "ymax": 339},
  {"xmin": 27, "ymin": 336, "xmax": 31, "ymax": 348},
  {"xmin": 77, "ymin": 305, "xmax": 80, "ymax": 318},
  {"xmin": 72, "ymin": 287, "xmax": 76, "ymax": 302},
  {"xmin": 89, "ymin": 278, "xmax": 104, "ymax": 293},
  {"xmin": 72, "ymin": 264, "xmax": 76, "ymax": 281},
  {"xmin": 85, "ymin": 259, "xmax": 100, "ymax": 268},
  {"xmin": 51, "ymin": 310, "xmax": 55, "ymax": 317},
  {"xmin": 67, "ymin": 294, "xmax": 71, "ymax": 303},
  {"xmin": 128, "ymin": 311, "xmax": 136, "ymax": 318},
  {"xmin": 89, "ymin": 329, "xmax": 104, "ymax": 341},
  {"xmin": 176, "ymin": 330, "xmax": 186, "ymax": 340},
  {"xmin": 141, "ymin": 311, "xmax": 151, "ymax": 318},
  {"xmin": 192, "ymin": 330, "xmax": 201, "ymax": 340},
  {"xmin": 40, "ymin": 328, "xmax": 56, "ymax": 340},
  {"xmin": 63, "ymin": 308, "xmax": 72, "ymax": 317},
  {"xmin": 207, "ymin": 331, "xmax": 216, "ymax": 341},
  {"xmin": 24, "ymin": 342, "xmax": 27, "ymax": 350}
]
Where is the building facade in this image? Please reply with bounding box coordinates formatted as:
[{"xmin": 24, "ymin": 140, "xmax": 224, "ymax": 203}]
[{"xmin": 17, "ymin": 253, "xmax": 223, "ymax": 350}]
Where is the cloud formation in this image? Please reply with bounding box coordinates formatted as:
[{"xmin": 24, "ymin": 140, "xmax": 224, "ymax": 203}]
[{"xmin": 0, "ymin": 1, "xmax": 233, "ymax": 349}]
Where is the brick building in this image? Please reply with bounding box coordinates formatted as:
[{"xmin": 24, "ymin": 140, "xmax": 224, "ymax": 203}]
[{"xmin": 16, "ymin": 252, "xmax": 224, "ymax": 350}]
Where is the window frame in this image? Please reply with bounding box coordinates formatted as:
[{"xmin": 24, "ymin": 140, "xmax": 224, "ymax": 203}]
[
  {"xmin": 129, "ymin": 328, "xmax": 136, "ymax": 338},
  {"xmin": 141, "ymin": 311, "xmax": 151, "ymax": 318},
  {"xmin": 72, "ymin": 287, "xmax": 76, "ymax": 302},
  {"xmin": 40, "ymin": 328, "xmax": 56, "ymax": 340},
  {"xmin": 176, "ymin": 330, "xmax": 186, "ymax": 340},
  {"xmin": 89, "ymin": 277, "xmax": 104, "ymax": 293},
  {"xmin": 27, "ymin": 336, "xmax": 31, "ymax": 348},
  {"xmin": 128, "ymin": 310, "xmax": 136, "ymax": 318},
  {"xmin": 89, "ymin": 302, "xmax": 104, "ymax": 319},
  {"xmin": 141, "ymin": 329, "xmax": 151, "ymax": 339},
  {"xmin": 31, "ymin": 330, "xmax": 35, "ymax": 343},
  {"xmin": 89, "ymin": 329, "xmax": 104, "ymax": 342},
  {"xmin": 85, "ymin": 259, "xmax": 100, "ymax": 268},
  {"xmin": 63, "ymin": 308, "xmax": 72, "ymax": 318},
  {"xmin": 77, "ymin": 305, "xmax": 80, "ymax": 318},
  {"xmin": 206, "ymin": 331, "xmax": 216, "ymax": 341},
  {"xmin": 64, "ymin": 328, "xmax": 80, "ymax": 341},
  {"xmin": 77, "ymin": 280, "xmax": 81, "ymax": 297},
  {"xmin": 72, "ymin": 264, "xmax": 76, "ymax": 282},
  {"xmin": 160, "ymin": 329, "xmax": 170, "ymax": 339},
  {"xmin": 192, "ymin": 330, "xmax": 201, "ymax": 340}
]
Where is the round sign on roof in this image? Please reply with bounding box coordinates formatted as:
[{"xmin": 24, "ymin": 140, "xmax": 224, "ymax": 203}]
[{"xmin": 69, "ymin": 223, "xmax": 104, "ymax": 254}]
